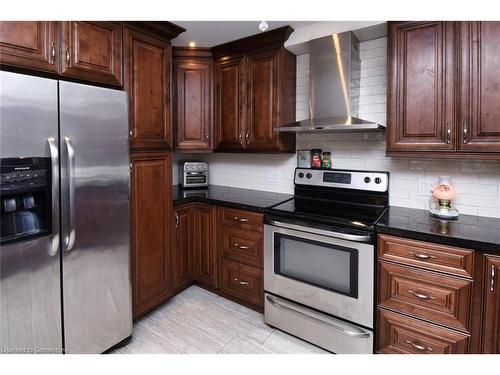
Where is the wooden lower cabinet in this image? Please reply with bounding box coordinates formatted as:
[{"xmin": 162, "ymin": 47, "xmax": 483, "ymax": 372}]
[
  {"xmin": 173, "ymin": 204, "xmax": 194, "ymax": 292},
  {"xmin": 220, "ymin": 259, "xmax": 263, "ymax": 307},
  {"xmin": 377, "ymin": 309, "xmax": 470, "ymax": 354},
  {"xmin": 192, "ymin": 204, "xmax": 218, "ymax": 288},
  {"xmin": 378, "ymin": 261, "xmax": 472, "ymax": 332},
  {"xmin": 481, "ymin": 255, "xmax": 500, "ymax": 353},
  {"xmin": 131, "ymin": 151, "xmax": 173, "ymax": 319},
  {"xmin": 377, "ymin": 234, "xmax": 500, "ymax": 354}
]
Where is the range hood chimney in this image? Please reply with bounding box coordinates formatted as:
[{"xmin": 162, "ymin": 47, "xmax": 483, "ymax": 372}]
[{"xmin": 276, "ymin": 31, "xmax": 385, "ymax": 133}]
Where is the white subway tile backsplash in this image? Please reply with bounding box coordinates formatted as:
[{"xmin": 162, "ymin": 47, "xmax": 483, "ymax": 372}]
[{"xmin": 173, "ymin": 37, "xmax": 500, "ymax": 219}]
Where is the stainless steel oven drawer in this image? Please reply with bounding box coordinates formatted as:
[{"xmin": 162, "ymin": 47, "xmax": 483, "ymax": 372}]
[{"xmin": 264, "ymin": 293, "xmax": 373, "ymax": 354}]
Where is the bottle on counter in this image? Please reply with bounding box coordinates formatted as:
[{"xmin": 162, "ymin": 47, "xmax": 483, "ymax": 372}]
[
  {"xmin": 322, "ymin": 152, "xmax": 332, "ymax": 169},
  {"xmin": 311, "ymin": 149, "xmax": 322, "ymax": 168}
]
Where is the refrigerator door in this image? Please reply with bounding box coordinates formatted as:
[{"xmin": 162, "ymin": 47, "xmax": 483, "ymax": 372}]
[
  {"xmin": 59, "ymin": 81, "xmax": 132, "ymax": 353},
  {"xmin": 0, "ymin": 71, "xmax": 62, "ymax": 353}
]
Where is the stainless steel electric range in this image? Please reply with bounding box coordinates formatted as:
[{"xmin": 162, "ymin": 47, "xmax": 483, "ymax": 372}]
[{"xmin": 264, "ymin": 168, "xmax": 389, "ymax": 354}]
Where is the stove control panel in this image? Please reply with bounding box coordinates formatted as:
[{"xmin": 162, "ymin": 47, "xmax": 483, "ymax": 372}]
[{"xmin": 294, "ymin": 168, "xmax": 389, "ymax": 192}]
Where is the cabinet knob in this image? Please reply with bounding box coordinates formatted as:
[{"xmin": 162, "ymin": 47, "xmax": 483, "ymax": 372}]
[
  {"xmin": 463, "ymin": 121, "xmax": 468, "ymax": 144},
  {"xmin": 446, "ymin": 126, "xmax": 451, "ymax": 144},
  {"xmin": 245, "ymin": 129, "xmax": 249, "ymax": 144},
  {"xmin": 238, "ymin": 132, "xmax": 242, "ymax": 144}
]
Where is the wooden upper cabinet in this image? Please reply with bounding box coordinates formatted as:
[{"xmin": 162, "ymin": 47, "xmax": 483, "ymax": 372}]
[
  {"xmin": 387, "ymin": 21, "xmax": 456, "ymax": 153},
  {"xmin": 130, "ymin": 151, "xmax": 173, "ymax": 319},
  {"xmin": 59, "ymin": 21, "xmax": 123, "ymax": 86},
  {"xmin": 124, "ymin": 27, "xmax": 172, "ymax": 150},
  {"xmin": 0, "ymin": 21, "xmax": 59, "ymax": 73},
  {"xmin": 173, "ymin": 48, "xmax": 213, "ymax": 152},
  {"xmin": 459, "ymin": 22, "xmax": 500, "ymax": 152},
  {"xmin": 212, "ymin": 26, "xmax": 296, "ymax": 153},
  {"xmin": 481, "ymin": 255, "xmax": 500, "ymax": 353},
  {"xmin": 214, "ymin": 57, "xmax": 246, "ymax": 151},
  {"xmin": 245, "ymin": 50, "xmax": 280, "ymax": 152},
  {"xmin": 193, "ymin": 204, "xmax": 218, "ymax": 288}
]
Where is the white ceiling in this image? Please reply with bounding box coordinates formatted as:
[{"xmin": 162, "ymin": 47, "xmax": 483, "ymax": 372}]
[{"xmin": 171, "ymin": 21, "xmax": 321, "ymax": 47}]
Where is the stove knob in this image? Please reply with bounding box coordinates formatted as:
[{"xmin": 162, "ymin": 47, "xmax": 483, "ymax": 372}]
[
  {"xmin": 375, "ymin": 177, "xmax": 382, "ymax": 184},
  {"xmin": 306, "ymin": 173, "xmax": 312, "ymax": 179},
  {"xmin": 364, "ymin": 177, "xmax": 371, "ymax": 184},
  {"xmin": 298, "ymin": 172, "xmax": 304, "ymax": 178}
]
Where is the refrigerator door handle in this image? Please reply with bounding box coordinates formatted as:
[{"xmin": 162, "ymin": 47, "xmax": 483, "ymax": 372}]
[
  {"xmin": 64, "ymin": 136, "xmax": 76, "ymax": 251},
  {"xmin": 47, "ymin": 137, "xmax": 60, "ymax": 256}
]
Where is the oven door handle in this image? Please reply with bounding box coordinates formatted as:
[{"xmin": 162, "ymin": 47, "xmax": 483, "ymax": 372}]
[
  {"xmin": 268, "ymin": 220, "xmax": 371, "ymax": 243},
  {"xmin": 266, "ymin": 295, "xmax": 371, "ymax": 338}
]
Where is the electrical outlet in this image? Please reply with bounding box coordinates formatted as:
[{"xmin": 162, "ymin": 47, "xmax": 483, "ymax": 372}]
[
  {"xmin": 267, "ymin": 168, "xmax": 279, "ymax": 183},
  {"xmin": 418, "ymin": 180, "xmax": 433, "ymax": 196}
]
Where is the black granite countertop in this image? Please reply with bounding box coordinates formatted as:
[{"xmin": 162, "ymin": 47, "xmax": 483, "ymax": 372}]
[
  {"xmin": 376, "ymin": 206, "xmax": 500, "ymax": 253},
  {"xmin": 172, "ymin": 185, "xmax": 293, "ymax": 213}
]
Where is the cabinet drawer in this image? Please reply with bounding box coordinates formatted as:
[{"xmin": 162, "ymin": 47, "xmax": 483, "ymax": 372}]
[
  {"xmin": 220, "ymin": 259, "xmax": 263, "ymax": 307},
  {"xmin": 377, "ymin": 309, "xmax": 469, "ymax": 354},
  {"xmin": 378, "ymin": 234, "xmax": 474, "ymax": 278},
  {"xmin": 378, "ymin": 261, "xmax": 472, "ymax": 331},
  {"xmin": 220, "ymin": 207, "xmax": 263, "ymax": 231},
  {"xmin": 221, "ymin": 227, "xmax": 263, "ymax": 268}
]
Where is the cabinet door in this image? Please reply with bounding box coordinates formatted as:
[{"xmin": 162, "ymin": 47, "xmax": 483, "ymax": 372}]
[
  {"xmin": 245, "ymin": 49, "xmax": 281, "ymax": 152},
  {"xmin": 173, "ymin": 205, "xmax": 193, "ymax": 291},
  {"xmin": 459, "ymin": 22, "xmax": 500, "ymax": 152},
  {"xmin": 214, "ymin": 57, "xmax": 245, "ymax": 151},
  {"xmin": 124, "ymin": 27, "xmax": 172, "ymax": 150},
  {"xmin": 482, "ymin": 255, "xmax": 500, "ymax": 353},
  {"xmin": 60, "ymin": 21, "xmax": 122, "ymax": 86},
  {"xmin": 193, "ymin": 204, "xmax": 218, "ymax": 287},
  {"xmin": 0, "ymin": 21, "xmax": 59, "ymax": 73},
  {"xmin": 131, "ymin": 152, "xmax": 172, "ymax": 318},
  {"xmin": 174, "ymin": 59, "xmax": 212, "ymax": 151},
  {"xmin": 387, "ymin": 22, "xmax": 456, "ymax": 153}
]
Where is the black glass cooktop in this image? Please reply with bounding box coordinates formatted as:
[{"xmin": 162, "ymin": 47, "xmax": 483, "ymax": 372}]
[{"xmin": 267, "ymin": 196, "xmax": 388, "ymax": 231}]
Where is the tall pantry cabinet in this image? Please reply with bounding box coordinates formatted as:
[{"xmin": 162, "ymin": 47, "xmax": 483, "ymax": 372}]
[{"xmin": 125, "ymin": 22, "xmax": 185, "ymax": 319}]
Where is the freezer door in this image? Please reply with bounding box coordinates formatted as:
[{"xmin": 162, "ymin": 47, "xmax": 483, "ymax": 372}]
[
  {"xmin": 0, "ymin": 71, "xmax": 62, "ymax": 353},
  {"xmin": 59, "ymin": 81, "xmax": 132, "ymax": 353}
]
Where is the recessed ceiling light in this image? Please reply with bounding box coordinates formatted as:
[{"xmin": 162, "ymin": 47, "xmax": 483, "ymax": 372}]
[
  {"xmin": 259, "ymin": 21, "xmax": 268, "ymax": 32},
  {"xmin": 188, "ymin": 41, "xmax": 196, "ymax": 47}
]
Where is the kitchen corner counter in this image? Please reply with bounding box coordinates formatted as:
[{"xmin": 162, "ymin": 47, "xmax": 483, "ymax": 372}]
[
  {"xmin": 376, "ymin": 206, "xmax": 500, "ymax": 253},
  {"xmin": 172, "ymin": 185, "xmax": 293, "ymax": 213}
]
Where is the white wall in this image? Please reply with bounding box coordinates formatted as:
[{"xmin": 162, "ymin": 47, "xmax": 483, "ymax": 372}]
[{"xmin": 173, "ymin": 37, "xmax": 500, "ymax": 219}]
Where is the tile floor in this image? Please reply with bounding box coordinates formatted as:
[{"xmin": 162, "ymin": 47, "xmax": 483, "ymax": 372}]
[{"xmin": 112, "ymin": 285, "xmax": 328, "ymax": 354}]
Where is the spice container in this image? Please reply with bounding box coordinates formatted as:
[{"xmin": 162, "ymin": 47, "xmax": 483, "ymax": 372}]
[
  {"xmin": 311, "ymin": 149, "xmax": 322, "ymax": 168},
  {"xmin": 322, "ymin": 152, "xmax": 332, "ymax": 169},
  {"xmin": 297, "ymin": 150, "xmax": 311, "ymax": 168}
]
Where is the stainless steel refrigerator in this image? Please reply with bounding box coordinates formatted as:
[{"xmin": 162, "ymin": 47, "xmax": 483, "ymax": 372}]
[{"xmin": 0, "ymin": 71, "xmax": 132, "ymax": 354}]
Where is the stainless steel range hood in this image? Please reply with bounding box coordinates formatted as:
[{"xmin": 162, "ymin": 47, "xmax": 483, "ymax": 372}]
[{"xmin": 276, "ymin": 30, "xmax": 385, "ymax": 133}]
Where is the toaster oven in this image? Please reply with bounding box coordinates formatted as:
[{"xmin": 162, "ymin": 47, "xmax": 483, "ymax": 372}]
[{"xmin": 179, "ymin": 161, "xmax": 209, "ymax": 188}]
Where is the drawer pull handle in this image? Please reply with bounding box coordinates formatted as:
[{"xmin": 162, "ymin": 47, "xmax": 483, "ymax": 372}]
[
  {"xmin": 408, "ymin": 251, "xmax": 437, "ymax": 260},
  {"xmin": 233, "ymin": 278, "xmax": 248, "ymax": 286},
  {"xmin": 233, "ymin": 243, "xmax": 249, "ymax": 250},
  {"xmin": 233, "ymin": 216, "xmax": 249, "ymax": 223},
  {"xmin": 408, "ymin": 290, "xmax": 436, "ymax": 301},
  {"xmin": 406, "ymin": 340, "xmax": 433, "ymax": 352}
]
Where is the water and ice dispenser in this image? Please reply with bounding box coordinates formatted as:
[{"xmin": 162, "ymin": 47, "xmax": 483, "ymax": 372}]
[{"xmin": 0, "ymin": 157, "xmax": 52, "ymax": 244}]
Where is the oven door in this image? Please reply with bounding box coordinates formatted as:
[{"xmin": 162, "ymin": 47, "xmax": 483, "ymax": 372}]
[{"xmin": 264, "ymin": 221, "xmax": 374, "ymax": 328}]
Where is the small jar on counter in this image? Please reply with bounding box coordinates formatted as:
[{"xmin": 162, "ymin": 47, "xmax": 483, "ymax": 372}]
[
  {"xmin": 311, "ymin": 149, "xmax": 322, "ymax": 168},
  {"xmin": 322, "ymin": 152, "xmax": 332, "ymax": 169}
]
